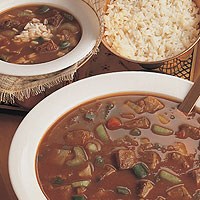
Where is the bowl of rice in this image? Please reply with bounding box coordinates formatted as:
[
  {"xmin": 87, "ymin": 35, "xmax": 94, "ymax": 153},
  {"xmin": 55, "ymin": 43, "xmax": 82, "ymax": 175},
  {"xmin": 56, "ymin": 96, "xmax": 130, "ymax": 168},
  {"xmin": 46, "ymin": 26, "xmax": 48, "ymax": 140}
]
[{"xmin": 103, "ymin": 0, "xmax": 200, "ymax": 69}]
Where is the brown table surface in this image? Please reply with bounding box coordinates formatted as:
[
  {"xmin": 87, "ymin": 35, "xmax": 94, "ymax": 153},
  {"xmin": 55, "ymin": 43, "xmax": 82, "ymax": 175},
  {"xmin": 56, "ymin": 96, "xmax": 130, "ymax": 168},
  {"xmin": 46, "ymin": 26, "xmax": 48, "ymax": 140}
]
[{"xmin": 1, "ymin": 42, "xmax": 200, "ymax": 199}]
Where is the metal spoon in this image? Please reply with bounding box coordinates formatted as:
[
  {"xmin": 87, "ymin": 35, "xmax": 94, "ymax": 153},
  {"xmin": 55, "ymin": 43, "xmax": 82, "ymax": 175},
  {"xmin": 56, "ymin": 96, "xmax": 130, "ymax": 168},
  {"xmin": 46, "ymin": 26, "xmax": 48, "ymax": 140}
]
[{"xmin": 178, "ymin": 75, "xmax": 200, "ymax": 113}]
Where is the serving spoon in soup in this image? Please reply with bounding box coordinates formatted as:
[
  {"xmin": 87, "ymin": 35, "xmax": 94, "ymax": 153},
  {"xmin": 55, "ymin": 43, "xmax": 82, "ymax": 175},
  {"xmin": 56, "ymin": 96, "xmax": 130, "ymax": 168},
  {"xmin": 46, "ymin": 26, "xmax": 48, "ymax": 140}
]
[{"xmin": 178, "ymin": 75, "xmax": 200, "ymax": 113}]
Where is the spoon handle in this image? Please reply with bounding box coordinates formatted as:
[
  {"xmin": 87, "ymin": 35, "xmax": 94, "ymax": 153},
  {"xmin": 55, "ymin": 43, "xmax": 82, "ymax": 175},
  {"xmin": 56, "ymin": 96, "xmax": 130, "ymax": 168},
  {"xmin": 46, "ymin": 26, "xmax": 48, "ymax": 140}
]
[{"xmin": 178, "ymin": 75, "xmax": 200, "ymax": 113}]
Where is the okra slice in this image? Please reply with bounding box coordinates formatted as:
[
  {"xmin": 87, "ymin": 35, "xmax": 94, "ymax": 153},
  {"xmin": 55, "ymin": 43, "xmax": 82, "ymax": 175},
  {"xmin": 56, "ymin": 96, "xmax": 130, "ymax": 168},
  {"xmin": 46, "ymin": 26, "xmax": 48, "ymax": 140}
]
[
  {"xmin": 116, "ymin": 186, "xmax": 131, "ymax": 195},
  {"xmin": 96, "ymin": 124, "xmax": 110, "ymax": 142},
  {"xmin": 132, "ymin": 163, "xmax": 150, "ymax": 179},
  {"xmin": 130, "ymin": 128, "xmax": 141, "ymax": 136},
  {"xmin": 159, "ymin": 170, "xmax": 181, "ymax": 184},
  {"xmin": 151, "ymin": 124, "xmax": 173, "ymax": 136}
]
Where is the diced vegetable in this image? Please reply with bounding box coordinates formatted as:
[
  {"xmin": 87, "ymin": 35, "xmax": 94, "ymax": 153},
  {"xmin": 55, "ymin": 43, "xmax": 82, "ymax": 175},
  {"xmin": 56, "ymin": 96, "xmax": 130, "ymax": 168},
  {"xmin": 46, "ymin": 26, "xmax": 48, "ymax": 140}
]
[
  {"xmin": 60, "ymin": 41, "xmax": 71, "ymax": 49},
  {"xmin": 105, "ymin": 103, "xmax": 114, "ymax": 118},
  {"xmin": 58, "ymin": 23, "xmax": 79, "ymax": 33},
  {"xmin": 130, "ymin": 128, "xmax": 141, "ymax": 136},
  {"xmin": 126, "ymin": 101, "xmax": 143, "ymax": 113},
  {"xmin": 151, "ymin": 125, "xmax": 173, "ymax": 136},
  {"xmin": 71, "ymin": 195, "xmax": 85, "ymax": 200},
  {"xmin": 51, "ymin": 177, "xmax": 64, "ymax": 185},
  {"xmin": 156, "ymin": 113, "xmax": 169, "ymax": 124},
  {"xmin": 86, "ymin": 143, "xmax": 99, "ymax": 153},
  {"xmin": 94, "ymin": 156, "xmax": 104, "ymax": 167},
  {"xmin": 159, "ymin": 170, "xmax": 181, "ymax": 184},
  {"xmin": 72, "ymin": 180, "xmax": 91, "ymax": 188},
  {"xmin": 116, "ymin": 186, "xmax": 131, "ymax": 195},
  {"xmin": 132, "ymin": 163, "xmax": 150, "ymax": 179},
  {"xmin": 85, "ymin": 112, "xmax": 95, "ymax": 121},
  {"xmin": 66, "ymin": 146, "xmax": 87, "ymax": 167},
  {"xmin": 96, "ymin": 124, "xmax": 110, "ymax": 142},
  {"xmin": 63, "ymin": 13, "xmax": 74, "ymax": 21},
  {"xmin": 79, "ymin": 164, "xmax": 92, "ymax": 178},
  {"xmin": 38, "ymin": 6, "xmax": 50, "ymax": 14},
  {"xmin": 0, "ymin": 54, "xmax": 8, "ymax": 61},
  {"xmin": 106, "ymin": 117, "xmax": 122, "ymax": 130}
]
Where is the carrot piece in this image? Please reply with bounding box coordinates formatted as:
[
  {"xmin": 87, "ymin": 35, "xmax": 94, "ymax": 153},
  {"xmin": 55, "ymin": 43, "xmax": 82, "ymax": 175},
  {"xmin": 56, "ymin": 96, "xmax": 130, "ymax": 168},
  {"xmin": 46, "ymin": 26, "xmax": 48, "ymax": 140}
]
[{"xmin": 106, "ymin": 117, "xmax": 122, "ymax": 130}]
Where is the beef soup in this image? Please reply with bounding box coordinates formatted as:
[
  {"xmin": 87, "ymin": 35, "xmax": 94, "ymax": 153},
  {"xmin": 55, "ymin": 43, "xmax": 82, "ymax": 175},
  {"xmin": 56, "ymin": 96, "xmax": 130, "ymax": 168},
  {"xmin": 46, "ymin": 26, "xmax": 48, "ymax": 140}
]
[
  {"xmin": 0, "ymin": 4, "xmax": 82, "ymax": 64},
  {"xmin": 36, "ymin": 93, "xmax": 200, "ymax": 200}
]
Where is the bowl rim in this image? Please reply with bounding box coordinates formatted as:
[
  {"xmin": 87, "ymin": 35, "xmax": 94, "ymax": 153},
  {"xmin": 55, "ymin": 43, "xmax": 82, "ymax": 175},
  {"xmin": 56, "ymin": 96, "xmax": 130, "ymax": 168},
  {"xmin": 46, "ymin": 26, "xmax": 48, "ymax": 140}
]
[
  {"xmin": 0, "ymin": 0, "xmax": 100, "ymax": 76},
  {"xmin": 8, "ymin": 71, "xmax": 198, "ymax": 200}
]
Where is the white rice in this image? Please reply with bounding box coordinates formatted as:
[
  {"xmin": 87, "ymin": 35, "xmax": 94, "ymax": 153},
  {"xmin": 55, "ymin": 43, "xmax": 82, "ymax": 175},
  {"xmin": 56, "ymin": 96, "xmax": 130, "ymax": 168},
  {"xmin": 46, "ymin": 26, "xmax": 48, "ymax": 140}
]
[
  {"xmin": 104, "ymin": 0, "xmax": 200, "ymax": 61},
  {"xmin": 13, "ymin": 18, "xmax": 52, "ymax": 43}
]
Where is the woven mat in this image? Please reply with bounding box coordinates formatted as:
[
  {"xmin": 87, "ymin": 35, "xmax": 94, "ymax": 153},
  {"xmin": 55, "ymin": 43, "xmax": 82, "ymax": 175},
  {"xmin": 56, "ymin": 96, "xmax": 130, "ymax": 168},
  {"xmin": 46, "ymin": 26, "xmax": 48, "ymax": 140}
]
[
  {"xmin": 76, "ymin": 43, "xmax": 199, "ymax": 82},
  {"xmin": 0, "ymin": 0, "xmax": 104, "ymax": 103}
]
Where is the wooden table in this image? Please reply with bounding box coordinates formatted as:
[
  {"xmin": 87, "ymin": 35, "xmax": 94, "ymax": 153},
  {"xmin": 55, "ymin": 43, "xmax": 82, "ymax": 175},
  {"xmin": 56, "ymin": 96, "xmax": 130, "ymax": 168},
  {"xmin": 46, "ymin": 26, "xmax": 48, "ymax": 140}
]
[{"xmin": 1, "ymin": 42, "xmax": 200, "ymax": 199}]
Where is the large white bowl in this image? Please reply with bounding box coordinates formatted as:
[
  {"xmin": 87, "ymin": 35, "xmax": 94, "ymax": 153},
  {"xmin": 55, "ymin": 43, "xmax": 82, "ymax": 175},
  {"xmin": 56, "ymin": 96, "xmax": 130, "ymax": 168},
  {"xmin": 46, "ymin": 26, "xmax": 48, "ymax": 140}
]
[
  {"xmin": 0, "ymin": 0, "xmax": 100, "ymax": 76},
  {"xmin": 8, "ymin": 71, "xmax": 199, "ymax": 200}
]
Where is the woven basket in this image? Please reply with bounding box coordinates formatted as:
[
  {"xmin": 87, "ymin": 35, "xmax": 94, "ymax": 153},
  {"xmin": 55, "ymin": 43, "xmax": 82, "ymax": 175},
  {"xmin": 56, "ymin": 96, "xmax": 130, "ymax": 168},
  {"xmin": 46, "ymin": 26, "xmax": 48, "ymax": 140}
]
[{"xmin": 0, "ymin": 0, "xmax": 104, "ymax": 103}]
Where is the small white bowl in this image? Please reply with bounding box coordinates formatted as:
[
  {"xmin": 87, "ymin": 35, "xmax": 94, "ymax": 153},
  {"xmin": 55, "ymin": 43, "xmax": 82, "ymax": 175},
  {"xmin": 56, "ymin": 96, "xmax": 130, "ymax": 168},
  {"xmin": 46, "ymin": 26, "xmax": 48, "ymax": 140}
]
[
  {"xmin": 0, "ymin": 0, "xmax": 100, "ymax": 76},
  {"xmin": 8, "ymin": 71, "xmax": 199, "ymax": 200}
]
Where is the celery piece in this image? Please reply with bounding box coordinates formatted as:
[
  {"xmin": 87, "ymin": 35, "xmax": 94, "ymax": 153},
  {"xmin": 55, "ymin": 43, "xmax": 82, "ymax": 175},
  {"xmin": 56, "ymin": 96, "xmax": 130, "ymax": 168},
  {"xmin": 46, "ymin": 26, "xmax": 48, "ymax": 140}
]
[
  {"xmin": 151, "ymin": 124, "xmax": 173, "ymax": 136},
  {"xmin": 132, "ymin": 163, "xmax": 150, "ymax": 179},
  {"xmin": 116, "ymin": 186, "xmax": 131, "ymax": 195},
  {"xmin": 126, "ymin": 101, "xmax": 143, "ymax": 113},
  {"xmin": 66, "ymin": 146, "xmax": 86, "ymax": 167},
  {"xmin": 96, "ymin": 124, "xmax": 109, "ymax": 142},
  {"xmin": 72, "ymin": 180, "xmax": 91, "ymax": 187},
  {"xmin": 159, "ymin": 170, "xmax": 181, "ymax": 184}
]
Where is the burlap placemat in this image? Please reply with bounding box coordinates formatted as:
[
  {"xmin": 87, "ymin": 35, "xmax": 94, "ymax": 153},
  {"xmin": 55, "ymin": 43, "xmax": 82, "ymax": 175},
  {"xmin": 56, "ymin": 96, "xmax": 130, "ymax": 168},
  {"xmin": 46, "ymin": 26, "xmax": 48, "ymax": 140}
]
[{"xmin": 0, "ymin": 0, "xmax": 104, "ymax": 103}]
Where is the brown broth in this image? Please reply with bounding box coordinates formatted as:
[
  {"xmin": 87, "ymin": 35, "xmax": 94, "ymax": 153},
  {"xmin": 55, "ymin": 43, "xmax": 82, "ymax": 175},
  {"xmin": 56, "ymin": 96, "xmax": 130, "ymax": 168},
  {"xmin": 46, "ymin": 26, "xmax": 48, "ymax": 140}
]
[
  {"xmin": 0, "ymin": 4, "xmax": 82, "ymax": 64},
  {"xmin": 36, "ymin": 93, "xmax": 200, "ymax": 200}
]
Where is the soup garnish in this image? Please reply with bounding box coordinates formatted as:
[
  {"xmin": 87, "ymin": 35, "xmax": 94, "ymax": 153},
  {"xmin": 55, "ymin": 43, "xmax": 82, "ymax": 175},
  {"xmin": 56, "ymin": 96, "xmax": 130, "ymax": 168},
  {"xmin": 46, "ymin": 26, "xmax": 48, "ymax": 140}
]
[
  {"xmin": 0, "ymin": 4, "xmax": 82, "ymax": 64},
  {"xmin": 36, "ymin": 94, "xmax": 200, "ymax": 200}
]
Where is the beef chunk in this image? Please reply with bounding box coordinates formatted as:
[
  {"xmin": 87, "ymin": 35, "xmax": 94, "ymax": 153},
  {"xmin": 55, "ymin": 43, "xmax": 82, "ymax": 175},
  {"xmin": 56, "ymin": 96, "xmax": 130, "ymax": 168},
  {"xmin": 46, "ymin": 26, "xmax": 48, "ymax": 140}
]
[
  {"xmin": 167, "ymin": 185, "xmax": 192, "ymax": 200},
  {"xmin": 47, "ymin": 10, "xmax": 63, "ymax": 26},
  {"xmin": 0, "ymin": 19, "xmax": 20, "ymax": 30},
  {"xmin": 0, "ymin": 34, "xmax": 10, "ymax": 46},
  {"xmin": 142, "ymin": 96, "xmax": 164, "ymax": 113},
  {"xmin": 123, "ymin": 117, "xmax": 150, "ymax": 129},
  {"xmin": 168, "ymin": 152, "xmax": 190, "ymax": 169},
  {"xmin": 33, "ymin": 40, "xmax": 58, "ymax": 53},
  {"xmin": 137, "ymin": 180, "xmax": 154, "ymax": 198},
  {"xmin": 116, "ymin": 149, "xmax": 137, "ymax": 169},
  {"xmin": 176, "ymin": 124, "xmax": 200, "ymax": 140},
  {"xmin": 189, "ymin": 167, "xmax": 200, "ymax": 186},
  {"xmin": 140, "ymin": 151, "xmax": 161, "ymax": 169},
  {"xmin": 64, "ymin": 130, "xmax": 92, "ymax": 146}
]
